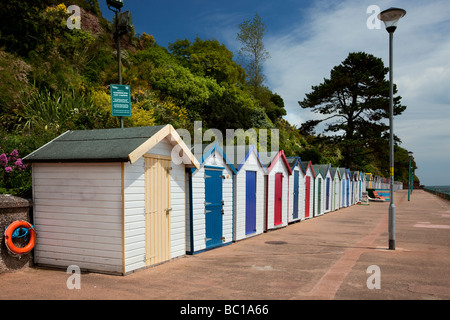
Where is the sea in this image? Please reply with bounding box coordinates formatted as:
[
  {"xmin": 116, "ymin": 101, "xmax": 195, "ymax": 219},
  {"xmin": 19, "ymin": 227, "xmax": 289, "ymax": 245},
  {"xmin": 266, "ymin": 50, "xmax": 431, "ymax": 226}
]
[{"xmin": 423, "ymin": 186, "xmax": 450, "ymax": 196}]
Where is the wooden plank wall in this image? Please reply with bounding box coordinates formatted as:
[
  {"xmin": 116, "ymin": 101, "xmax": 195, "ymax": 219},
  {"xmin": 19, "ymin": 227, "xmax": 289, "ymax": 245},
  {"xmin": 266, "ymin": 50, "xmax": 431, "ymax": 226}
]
[{"xmin": 33, "ymin": 163, "xmax": 123, "ymax": 274}]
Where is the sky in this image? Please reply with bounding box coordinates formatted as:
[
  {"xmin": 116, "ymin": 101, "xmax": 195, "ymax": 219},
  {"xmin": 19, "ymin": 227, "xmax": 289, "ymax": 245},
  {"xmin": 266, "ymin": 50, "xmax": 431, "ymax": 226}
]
[{"xmin": 99, "ymin": 0, "xmax": 450, "ymax": 186}]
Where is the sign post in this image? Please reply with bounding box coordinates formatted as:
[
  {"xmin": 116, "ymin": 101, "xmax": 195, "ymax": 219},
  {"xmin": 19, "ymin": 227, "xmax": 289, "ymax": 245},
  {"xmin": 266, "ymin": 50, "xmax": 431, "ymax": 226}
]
[{"xmin": 110, "ymin": 84, "xmax": 131, "ymax": 128}]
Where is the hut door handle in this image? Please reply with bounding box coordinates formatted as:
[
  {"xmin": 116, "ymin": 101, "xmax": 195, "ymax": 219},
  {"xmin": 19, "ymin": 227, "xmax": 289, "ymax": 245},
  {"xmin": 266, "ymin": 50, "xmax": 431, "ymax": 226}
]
[
  {"xmin": 205, "ymin": 238, "xmax": 212, "ymax": 242},
  {"xmin": 165, "ymin": 208, "xmax": 172, "ymax": 214}
]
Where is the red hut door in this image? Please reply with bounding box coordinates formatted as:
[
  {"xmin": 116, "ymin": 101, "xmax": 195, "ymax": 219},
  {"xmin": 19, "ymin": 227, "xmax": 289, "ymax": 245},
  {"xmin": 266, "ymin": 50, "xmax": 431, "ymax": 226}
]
[
  {"xmin": 305, "ymin": 176, "xmax": 311, "ymax": 218},
  {"xmin": 274, "ymin": 173, "xmax": 283, "ymax": 225}
]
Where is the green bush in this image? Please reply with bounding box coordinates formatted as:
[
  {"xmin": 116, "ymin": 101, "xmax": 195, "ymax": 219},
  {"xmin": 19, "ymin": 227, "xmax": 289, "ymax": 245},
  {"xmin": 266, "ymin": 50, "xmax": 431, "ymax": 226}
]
[{"xmin": 15, "ymin": 89, "xmax": 115, "ymax": 132}]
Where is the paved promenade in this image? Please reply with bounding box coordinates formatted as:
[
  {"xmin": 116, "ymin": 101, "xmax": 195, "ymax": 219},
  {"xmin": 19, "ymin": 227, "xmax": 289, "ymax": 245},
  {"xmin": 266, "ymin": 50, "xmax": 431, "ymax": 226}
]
[{"xmin": 1, "ymin": 190, "xmax": 449, "ymax": 300}]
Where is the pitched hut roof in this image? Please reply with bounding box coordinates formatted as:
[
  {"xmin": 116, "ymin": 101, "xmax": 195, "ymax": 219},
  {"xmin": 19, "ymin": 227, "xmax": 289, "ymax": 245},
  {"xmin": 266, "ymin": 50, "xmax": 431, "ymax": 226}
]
[{"xmin": 23, "ymin": 125, "xmax": 200, "ymax": 168}]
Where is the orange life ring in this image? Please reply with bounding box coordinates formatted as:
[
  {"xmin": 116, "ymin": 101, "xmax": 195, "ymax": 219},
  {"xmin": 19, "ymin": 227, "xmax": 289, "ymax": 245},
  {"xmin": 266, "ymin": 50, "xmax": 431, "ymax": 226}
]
[{"xmin": 4, "ymin": 220, "xmax": 36, "ymax": 255}]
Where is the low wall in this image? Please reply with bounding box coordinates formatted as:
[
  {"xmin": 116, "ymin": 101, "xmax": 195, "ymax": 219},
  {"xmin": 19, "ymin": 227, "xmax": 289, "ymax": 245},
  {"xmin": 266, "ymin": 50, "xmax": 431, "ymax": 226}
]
[
  {"xmin": 0, "ymin": 194, "xmax": 33, "ymax": 273},
  {"xmin": 423, "ymin": 188, "xmax": 450, "ymax": 201}
]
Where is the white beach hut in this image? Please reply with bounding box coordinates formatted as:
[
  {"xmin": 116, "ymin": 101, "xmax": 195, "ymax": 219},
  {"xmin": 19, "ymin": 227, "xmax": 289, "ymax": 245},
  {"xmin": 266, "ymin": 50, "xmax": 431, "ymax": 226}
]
[
  {"xmin": 311, "ymin": 165, "xmax": 321, "ymax": 217},
  {"xmin": 230, "ymin": 145, "xmax": 267, "ymax": 241},
  {"xmin": 347, "ymin": 169, "xmax": 354, "ymax": 206},
  {"xmin": 331, "ymin": 167, "xmax": 341, "ymax": 211},
  {"xmin": 260, "ymin": 151, "xmax": 292, "ymax": 230},
  {"xmin": 322, "ymin": 164, "xmax": 333, "ymax": 213},
  {"xmin": 365, "ymin": 173, "xmax": 373, "ymax": 190},
  {"xmin": 23, "ymin": 125, "xmax": 200, "ymax": 275},
  {"xmin": 355, "ymin": 171, "xmax": 361, "ymax": 203},
  {"xmin": 359, "ymin": 171, "xmax": 366, "ymax": 198},
  {"xmin": 287, "ymin": 157, "xmax": 306, "ymax": 223},
  {"xmin": 312, "ymin": 165, "xmax": 327, "ymax": 216},
  {"xmin": 339, "ymin": 168, "xmax": 349, "ymax": 208},
  {"xmin": 350, "ymin": 171, "xmax": 357, "ymax": 205},
  {"xmin": 301, "ymin": 161, "xmax": 315, "ymax": 219},
  {"xmin": 186, "ymin": 142, "xmax": 236, "ymax": 254}
]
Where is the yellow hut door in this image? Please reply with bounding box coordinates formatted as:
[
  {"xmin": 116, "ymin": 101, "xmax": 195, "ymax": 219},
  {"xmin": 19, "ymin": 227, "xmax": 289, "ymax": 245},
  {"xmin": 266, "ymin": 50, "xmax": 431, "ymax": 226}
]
[{"xmin": 145, "ymin": 154, "xmax": 172, "ymax": 266}]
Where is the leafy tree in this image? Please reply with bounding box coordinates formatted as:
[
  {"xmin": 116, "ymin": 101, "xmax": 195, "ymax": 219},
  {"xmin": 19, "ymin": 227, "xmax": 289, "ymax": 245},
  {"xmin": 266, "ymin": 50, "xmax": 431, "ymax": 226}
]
[
  {"xmin": 298, "ymin": 52, "xmax": 406, "ymax": 170},
  {"xmin": 204, "ymin": 84, "xmax": 269, "ymax": 132},
  {"xmin": 276, "ymin": 119, "xmax": 306, "ymax": 157},
  {"xmin": 133, "ymin": 45, "xmax": 224, "ymax": 118},
  {"xmin": 236, "ymin": 13, "xmax": 270, "ymax": 98},
  {"xmin": 139, "ymin": 33, "xmax": 156, "ymax": 49},
  {"xmin": 169, "ymin": 38, "xmax": 246, "ymax": 87},
  {"xmin": 257, "ymin": 87, "xmax": 286, "ymax": 122},
  {"xmin": 134, "ymin": 43, "xmax": 272, "ymax": 132},
  {"xmin": 167, "ymin": 39, "xmax": 191, "ymax": 61},
  {"xmin": 393, "ymin": 146, "xmax": 418, "ymax": 184}
]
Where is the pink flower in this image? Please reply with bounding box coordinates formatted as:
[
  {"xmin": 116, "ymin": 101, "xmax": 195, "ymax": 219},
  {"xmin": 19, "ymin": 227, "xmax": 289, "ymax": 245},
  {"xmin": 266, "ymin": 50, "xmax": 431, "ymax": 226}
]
[
  {"xmin": 15, "ymin": 159, "xmax": 26, "ymax": 170},
  {"xmin": 9, "ymin": 149, "xmax": 18, "ymax": 161},
  {"xmin": 4, "ymin": 166, "xmax": 12, "ymax": 173},
  {"xmin": 0, "ymin": 153, "xmax": 7, "ymax": 166}
]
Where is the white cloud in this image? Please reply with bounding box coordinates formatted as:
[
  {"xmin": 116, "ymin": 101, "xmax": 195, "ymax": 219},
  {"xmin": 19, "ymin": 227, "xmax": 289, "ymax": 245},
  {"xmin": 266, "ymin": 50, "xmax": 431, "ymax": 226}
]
[
  {"xmin": 265, "ymin": 0, "xmax": 376, "ymax": 125},
  {"xmin": 261, "ymin": 0, "xmax": 450, "ymax": 185},
  {"xmin": 189, "ymin": 0, "xmax": 449, "ymax": 184}
]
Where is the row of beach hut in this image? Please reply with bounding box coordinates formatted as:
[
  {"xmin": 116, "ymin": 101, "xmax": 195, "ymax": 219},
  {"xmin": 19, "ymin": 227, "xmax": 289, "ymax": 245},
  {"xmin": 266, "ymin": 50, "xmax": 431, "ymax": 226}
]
[{"xmin": 23, "ymin": 125, "xmax": 367, "ymax": 275}]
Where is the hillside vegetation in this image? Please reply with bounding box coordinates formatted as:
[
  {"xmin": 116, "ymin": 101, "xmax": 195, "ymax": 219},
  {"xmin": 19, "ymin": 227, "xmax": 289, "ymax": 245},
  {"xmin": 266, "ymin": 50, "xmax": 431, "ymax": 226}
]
[{"xmin": 0, "ymin": 1, "xmax": 417, "ymax": 196}]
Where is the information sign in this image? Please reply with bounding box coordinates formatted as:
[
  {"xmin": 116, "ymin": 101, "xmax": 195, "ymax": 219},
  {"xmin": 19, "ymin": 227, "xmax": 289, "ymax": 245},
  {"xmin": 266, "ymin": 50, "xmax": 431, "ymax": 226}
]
[{"xmin": 111, "ymin": 84, "xmax": 131, "ymax": 117}]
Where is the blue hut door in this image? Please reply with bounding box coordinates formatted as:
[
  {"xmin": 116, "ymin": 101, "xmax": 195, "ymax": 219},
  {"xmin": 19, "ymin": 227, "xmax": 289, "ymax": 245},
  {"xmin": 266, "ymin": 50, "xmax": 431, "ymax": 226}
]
[
  {"xmin": 346, "ymin": 179, "xmax": 350, "ymax": 206},
  {"xmin": 293, "ymin": 170, "xmax": 299, "ymax": 219},
  {"xmin": 205, "ymin": 169, "xmax": 223, "ymax": 249},
  {"xmin": 326, "ymin": 177, "xmax": 330, "ymax": 211},
  {"xmin": 245, "ymin": 171, "xmax": 257, "ymax": 235}
]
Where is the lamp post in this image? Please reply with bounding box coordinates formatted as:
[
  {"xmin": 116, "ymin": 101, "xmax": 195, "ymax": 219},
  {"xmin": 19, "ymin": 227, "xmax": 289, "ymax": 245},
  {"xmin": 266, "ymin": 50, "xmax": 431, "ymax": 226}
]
[
  {"xmin": 378, "ymin": 7, "xmax": 406, "ymax": 250},
  {"xmin": 408, "ymin": 151, "xmax": 413, "ymax": 201},
  {"xmin": 107, "ymin": 0, "xmax": 124, "ymax": 128}
]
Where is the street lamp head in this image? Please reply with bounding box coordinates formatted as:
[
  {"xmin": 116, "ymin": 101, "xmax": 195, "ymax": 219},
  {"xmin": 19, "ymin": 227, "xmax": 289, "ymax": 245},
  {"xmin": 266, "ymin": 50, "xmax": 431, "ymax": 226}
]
[
  {"xmin": 107, "ymin": 0, "xmax": 124, "ymax": 11},
  {"xmin": 378, "ymin": 7, "xmax": 406, "ymax": 33},
  {"xmin": 408, "ymin": 151, "xmax": 413, "ymax": 157}
]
